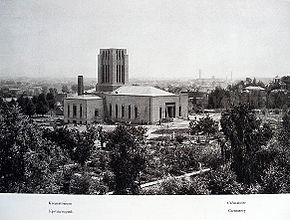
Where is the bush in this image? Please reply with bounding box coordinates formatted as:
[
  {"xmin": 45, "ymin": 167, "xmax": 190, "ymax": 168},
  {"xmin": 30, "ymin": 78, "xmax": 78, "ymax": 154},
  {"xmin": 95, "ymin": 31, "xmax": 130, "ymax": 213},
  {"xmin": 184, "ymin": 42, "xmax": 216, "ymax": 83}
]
[
  {"xmin": 189, "ymin": 115, "xmax": 218, "ymax": 139},
  {"xmin": 142, "ymin": 176, "xmax": 210, "ymax": 195},
  {"xmin": 175, "ymin": 134, "xmax": 187, "ymax": 144},
  {"xmin": 69, "ymin": 173, "xmax": 91, "ymax": 194},
  {"xmin": 260, "ymin": 165, "xmax": 289, "ymax": 194},
  {"xmin": 149, "ymin": 136, "xmax": 171, "ymax": 142},
  {"xmin": 198, "ymin": 144, "xmax": 223, "ymax": 169},
  {"xmin": 161, "ymin": 118, "xmax": 173, "ymax": 123},
  {"xmin": 274, "ymin": 109, "xmax": 280, "ymax": 114},
  {"xmin": 205, "ymin": 166, "xmax": 243, "ymax": 194}
]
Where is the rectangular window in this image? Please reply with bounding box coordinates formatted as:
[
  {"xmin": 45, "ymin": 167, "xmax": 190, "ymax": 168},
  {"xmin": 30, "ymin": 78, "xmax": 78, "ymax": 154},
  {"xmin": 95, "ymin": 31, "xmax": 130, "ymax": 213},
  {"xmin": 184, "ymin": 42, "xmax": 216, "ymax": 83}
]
[
  {"xmin": 109, "ymin": 104, "xmax": 112, "ymax": 117},
  {"xmin": 68, "ymin": 105, "xmax": 70, "ymax": 117},
  {"xmin": 95, "ymin": 109, "xmax": 99, "ymax": 117},
  {"xmin": 115, "ymin": 104, "xmax": 118, "ymax": 118},
  {"xmin": 128, "ymin": 105, "xmax": 131, "ymax": 119},
  {"xmin": 159, "ymin": 107, "xmax": 162, "ymax": 119},
  {"xmin": 179, "ymin": 106, "xmax": 181, "ymax": 117},
  {"xmin": 122, "ymin": 105, "xmax": 125, "ymax": 118},
  {"xmin": 134, "ymin": 106, "xmax": 138, "ymax": 119},
  {"xmin": 73, "ymin": 105, "xmax": 77, "ymax": 118},
  {"xmin": 80, "ymin": 104, "xmax": 83, "ymax": 118}
]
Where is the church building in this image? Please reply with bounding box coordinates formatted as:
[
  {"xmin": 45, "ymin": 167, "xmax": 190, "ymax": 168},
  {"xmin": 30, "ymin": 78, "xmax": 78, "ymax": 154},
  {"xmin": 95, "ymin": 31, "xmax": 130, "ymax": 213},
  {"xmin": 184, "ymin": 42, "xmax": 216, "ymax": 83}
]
[{"xmin": 64, "ymin": 48, "xmax": 188, "ymax": 124}]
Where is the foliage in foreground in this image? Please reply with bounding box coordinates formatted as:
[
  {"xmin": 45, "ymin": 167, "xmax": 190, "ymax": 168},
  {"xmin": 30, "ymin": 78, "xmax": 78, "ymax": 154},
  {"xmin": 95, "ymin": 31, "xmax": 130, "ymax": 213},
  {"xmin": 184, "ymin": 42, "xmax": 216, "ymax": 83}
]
[
  {"xmin": 189, "ymin": 115, "xmax": 218, "ymax": 142},
  {"xmin": 1, "ymin": 100, "xmax": 289, "ymax": 195},
  {"xmin": 106, "ymin": 125, "xmax": 147, "ymax": 194},
  {"xmin": 143, "ymin": 105, "xmax": 289, "ymax": 195},
  {"xmin": 0, "ymin": 102, "xmax": 61, "ymax": 193}
]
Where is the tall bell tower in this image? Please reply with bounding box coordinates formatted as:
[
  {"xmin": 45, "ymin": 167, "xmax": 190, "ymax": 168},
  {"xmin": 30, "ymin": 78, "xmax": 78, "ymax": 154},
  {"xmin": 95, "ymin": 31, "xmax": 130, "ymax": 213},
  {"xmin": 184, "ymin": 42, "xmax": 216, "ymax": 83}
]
[{"xmin": 96, "ymin": 48, "xmax": 129, "ymax": 92}]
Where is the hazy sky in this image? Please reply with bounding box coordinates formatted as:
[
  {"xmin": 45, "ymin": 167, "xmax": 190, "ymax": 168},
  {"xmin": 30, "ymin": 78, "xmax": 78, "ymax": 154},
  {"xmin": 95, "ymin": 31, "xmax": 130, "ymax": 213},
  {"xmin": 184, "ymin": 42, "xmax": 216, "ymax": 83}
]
[{"xmin": 1, "ymin": 0, "xmax": 290, "ymax": 80}]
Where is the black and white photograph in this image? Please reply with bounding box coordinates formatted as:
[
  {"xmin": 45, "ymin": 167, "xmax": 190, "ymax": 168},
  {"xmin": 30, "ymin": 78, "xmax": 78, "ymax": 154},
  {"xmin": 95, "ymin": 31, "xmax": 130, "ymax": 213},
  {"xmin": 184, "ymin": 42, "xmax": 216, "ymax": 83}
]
[{"xmin": 0, "ymin": 0, "xmax": 289, "ymax": 219}]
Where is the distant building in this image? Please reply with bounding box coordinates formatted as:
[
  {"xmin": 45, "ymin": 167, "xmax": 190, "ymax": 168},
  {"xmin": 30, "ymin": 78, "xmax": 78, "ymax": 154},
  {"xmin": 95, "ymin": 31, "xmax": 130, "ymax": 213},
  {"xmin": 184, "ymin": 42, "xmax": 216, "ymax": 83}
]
[
  {"xmin": 241, "ymin": 86, "xmax": 266, "ymax": 108},
  {"xmin": 64, "ymin": 48, "xmax": 188, "ymax": 124},
  {"xmin": 268, "ymin": 76, "xmax": 290, "ymax": 108},
  {"xmin": 8, "ymin": 88, "xmax": 22, "ymax": 96},
  {"xmin": 272, "ymin": 75, "xmax": 290, "ymax": 91},
  {"xmin": 188, "ymin": 90, "xmax": 209, "ymax": 112}
]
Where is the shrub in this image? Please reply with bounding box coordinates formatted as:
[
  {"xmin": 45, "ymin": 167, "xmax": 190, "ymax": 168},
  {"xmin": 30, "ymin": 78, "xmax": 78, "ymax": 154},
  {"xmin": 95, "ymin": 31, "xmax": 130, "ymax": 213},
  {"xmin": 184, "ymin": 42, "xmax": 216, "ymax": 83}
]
[
  {"xmin": 175, "ymin": 134, "xmax": 187, "ymax": 144},
  {"xmin": 205, "ymin": 166, "xmax": 243, "ymax": 194}
]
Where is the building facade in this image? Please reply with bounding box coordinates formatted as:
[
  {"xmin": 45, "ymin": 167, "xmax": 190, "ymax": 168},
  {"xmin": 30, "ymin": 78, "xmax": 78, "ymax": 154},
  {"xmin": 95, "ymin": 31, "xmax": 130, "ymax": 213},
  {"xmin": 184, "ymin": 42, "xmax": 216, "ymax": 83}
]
[
  {"xmin": 64, "ymin": 96, "xmax": 104, "ymax": 124},
  {"xmin": 64, "ymin": 48, "xmax": 188, "ymax": 124},
  {"xmin": 241, "ymin": 86, "xmax": 267, "ymax": 109},
  {"xmin": 105, "ymin": 86, "xmax": 188, "ymax": 124}
]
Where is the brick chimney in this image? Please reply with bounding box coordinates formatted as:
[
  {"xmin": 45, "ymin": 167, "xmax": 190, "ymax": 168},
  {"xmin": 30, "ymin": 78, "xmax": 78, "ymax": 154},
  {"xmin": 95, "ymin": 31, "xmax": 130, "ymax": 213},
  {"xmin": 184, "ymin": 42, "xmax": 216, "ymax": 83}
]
[{"xmin": 78, "ymin": 75, "xmax": 84, "ymax": 95}]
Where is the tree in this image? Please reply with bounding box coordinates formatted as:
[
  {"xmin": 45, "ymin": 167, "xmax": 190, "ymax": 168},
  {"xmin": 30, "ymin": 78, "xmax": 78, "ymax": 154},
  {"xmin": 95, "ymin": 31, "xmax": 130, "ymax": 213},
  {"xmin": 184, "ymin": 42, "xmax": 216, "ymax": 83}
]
[
  {"xmin": 97, "ymin": 126, "xmax": 108, "ymax": 147},
  {"xmin": 205, "ymin": 166, "xmax": 243, "ymax": 194},
  {"xmin": 158, "ymin": 144, "xmax": 199, "ymax": 175},
  {"xmin": 36, "ymin": 93, "xmax": 49, "ymax": 116},
  {"xmin": 0, "ymin": 102, "xmax": 61, "ymax": 193},
  {"xmin": 220, "ymin": 104, "xmax": 273, "ymax": 184},
  {"xmin": 42, "ymin": 86, "xmax": 48, "ymax": 94},
  {"xmin": 73, "ymin": 126, "xmax": 98, "ymax": 166},
  {"xmin": 49, "ymin": 88, "xmax": 58, "ymax": 96},
  {"xmin": 24, "ymin": 98, "xmax": 36, "ymax": 116},
  {"xmin": 106, "ymin": 125, "xmax": 147, "ymax": 194},
  {"xmin": 71, "ymin": 84, "xmax": 78, "ymax": 93},
  {"xmin": 32, "ymin": 95, "xmax": 38, "ymax": 105},
  {"xmin": 43, "ymin": 125, "xmax": 97, "ymax": 166},
  {"xmin": 9, "ymin": 98, "xmax": 16, "ymax": 106},
  {"xmin": 267, "ymin": 90, "xmax": 288, "ymax": 109},
  {"xmin": 17, "ymin": 96, "xmax": 35, "ymax": 116},
  {"xmin": 259, "ymin": 111, "xmax": 290, "ymax": 193},
  {"xmin": 208, "ymin": 87, "xmax": 230, "ymax": 109},
  {"xmin": 189, "ymin": 115, "xmax": 218, "ymax": 142},
  {"xmin": 46, "ymin": 91, "xmax": 56, "ymax": 110},
  {"xmin": 62, "ymin": 85, "xmax": 69, "ymax": 93},
  {"xmin": 17, "ymin": 95, "xmax": 26, "ymax": 110}
]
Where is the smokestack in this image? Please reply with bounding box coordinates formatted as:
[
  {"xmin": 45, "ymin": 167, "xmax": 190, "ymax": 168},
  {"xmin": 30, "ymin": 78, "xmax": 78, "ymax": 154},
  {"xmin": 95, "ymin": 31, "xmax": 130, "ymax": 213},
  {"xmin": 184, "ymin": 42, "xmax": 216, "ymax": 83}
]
[
  {"xmin": 199, "ymin": 69, "xmax": 201, "ymax": 79},
  {"xmin": 78, "ymin": 75, "xmax": 84, "ymax": 95}
]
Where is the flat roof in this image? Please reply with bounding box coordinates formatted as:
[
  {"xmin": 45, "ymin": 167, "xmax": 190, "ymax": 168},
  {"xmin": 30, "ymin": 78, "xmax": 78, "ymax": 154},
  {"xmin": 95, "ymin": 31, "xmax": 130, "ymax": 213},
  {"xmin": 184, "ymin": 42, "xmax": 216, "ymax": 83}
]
[
  {"xmin": 111, "ymin": 86, "xmax": 176, "ymax": 97},
  {"xmin": 244, "ymin": 86, "xmax": 265, "ymax": 91},
  {"xmin": 65, "ymin": 95, "xmax": 102, "ymax": 100}
]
